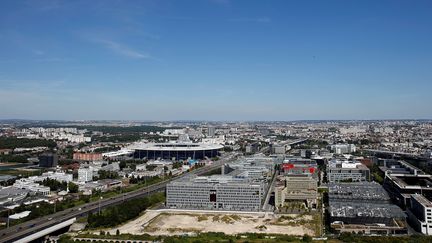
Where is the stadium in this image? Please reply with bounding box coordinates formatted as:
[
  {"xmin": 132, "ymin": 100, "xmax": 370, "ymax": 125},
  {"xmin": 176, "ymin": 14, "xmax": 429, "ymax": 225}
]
[{"xmin": 130, "ymin": 142, "xmax": 224, "ymax": 161}]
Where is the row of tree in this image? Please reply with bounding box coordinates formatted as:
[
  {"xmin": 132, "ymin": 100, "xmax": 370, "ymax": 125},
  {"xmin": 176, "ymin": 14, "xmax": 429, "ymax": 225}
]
[
  {"xmin": 87, "ymin": 192, "xmax": 165, "ymax": 228},
  {"xmin": 0, "ymin": 137, "xmax": 57, "ymax": 149},
  {"xmin": 0, "ymin": 154, "xmax": 29, "ymax": 163},
  {"xmin": 38, "ymin": 178, "xmax": 79, "ymax": 193}
]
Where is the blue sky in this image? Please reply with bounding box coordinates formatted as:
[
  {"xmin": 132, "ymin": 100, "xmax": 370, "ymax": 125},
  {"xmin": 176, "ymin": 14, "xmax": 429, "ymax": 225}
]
[{"xmin": 0, "ymin": 0, "xmax": 431, "ymax": 121}]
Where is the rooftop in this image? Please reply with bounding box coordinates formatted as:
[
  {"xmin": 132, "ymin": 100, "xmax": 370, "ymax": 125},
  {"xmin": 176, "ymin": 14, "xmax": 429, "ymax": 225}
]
[
  {"xmin": 328, "ymin": 182, "xmax": 390, "ymax": 202},
  {"xmin": 130, "ymin": 142, "xmax": 224, "ymax": 151},
  {"xmin": 412, "ymin": 194, "xmax": 432, "ymax": 207}
]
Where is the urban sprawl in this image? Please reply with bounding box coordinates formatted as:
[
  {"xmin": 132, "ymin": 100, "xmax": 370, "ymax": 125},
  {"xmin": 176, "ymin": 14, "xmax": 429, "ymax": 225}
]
[{"xmin": 0, "ymin": 120, "xmax": 432, "ymax": 242}]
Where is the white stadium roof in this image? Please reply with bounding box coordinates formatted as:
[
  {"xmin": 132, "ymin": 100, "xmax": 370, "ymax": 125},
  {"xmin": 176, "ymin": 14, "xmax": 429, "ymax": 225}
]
[{"xmin": 129, "ymin": 142, "xmax": 224, "ymax": 151}]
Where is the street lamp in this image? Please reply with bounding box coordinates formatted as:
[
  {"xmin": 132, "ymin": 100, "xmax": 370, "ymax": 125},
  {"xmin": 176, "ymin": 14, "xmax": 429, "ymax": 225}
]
[
  {"xmin": 7, "ymin": 209, "xmax": 10, "ymax": 228},
  {"xmin": 98, "ymin": 196, "xmax": 103, "ymax": 214}
]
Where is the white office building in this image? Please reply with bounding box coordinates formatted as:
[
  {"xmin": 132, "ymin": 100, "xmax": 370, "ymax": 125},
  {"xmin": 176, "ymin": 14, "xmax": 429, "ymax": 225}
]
[
  {"xmin": 327, "ymin": 159, "xmax": 370, "ymax": 182},
  {"xmin": 167, "ymin": 175, "xmax": 265, "ymax": 211},
  {"xmin": 407, "ymin": 194, "xmax": 432, "ymax": 235},
  {"xmin": 78, "ymin": 167, "xmax": 94, "ymax": 183}
]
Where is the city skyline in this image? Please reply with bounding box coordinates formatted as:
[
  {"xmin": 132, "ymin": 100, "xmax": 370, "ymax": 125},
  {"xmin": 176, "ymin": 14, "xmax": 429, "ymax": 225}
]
[{"xmin": 1, "ymin": 0, "xmax": 432, "ymax": 120}]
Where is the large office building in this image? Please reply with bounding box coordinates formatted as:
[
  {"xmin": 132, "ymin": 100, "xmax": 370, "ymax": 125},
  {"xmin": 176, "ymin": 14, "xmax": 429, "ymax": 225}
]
[
  {"xmin": 407, "ymin": 194, "xmax": 432, "ymax": 235},
  {"xmin": 166, "ymin": 156, "xmax": 274, "ymax": 211},
  {"xmin": 327, "ymin": 159, "xmax": 370, "ymax": 182},
  {"xmin": 275, "ymin": 157, "xmax": 319, "ymax": 209},
  {"xmin": 167, "ymin": 175, "xmax": 264, "ymax": 211},
  {"xmin": 281, "ymin": 157, "xmax": 318, "ymax": 178},
  {"xmin": 38, "ymin": 153, "xmax": 58, "ymax": 168},
  {"xmin": 275, "ymin": 174, "xmax": 318, "ymax": 209},
  {"xmin": 380, "ymin": 160, "xmax": 432, "ymax": 208}
]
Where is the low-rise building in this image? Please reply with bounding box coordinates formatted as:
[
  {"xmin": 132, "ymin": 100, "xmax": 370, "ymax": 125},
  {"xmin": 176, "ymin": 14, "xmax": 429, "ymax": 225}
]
[
  {"xmin": 79, "ymin": 179, "xmax": 123, "ymax": 193},
  {"xmin": 38, "ymin": 171, "xmax": 73, "ymax": 183},
  {"xmin": 0, "ymin": 187, "xmax": 29, "ymax": 205},
  {"xmin": 329, "ymin": 182, "xmax": 407, "ymax": 235},
  {"xmin": 327, "ymin": 159, "xmax": 370, "ymax": 182},
  {"xmin": 12, "ymin": 178, "xmax": 50, "ymax": 196}
]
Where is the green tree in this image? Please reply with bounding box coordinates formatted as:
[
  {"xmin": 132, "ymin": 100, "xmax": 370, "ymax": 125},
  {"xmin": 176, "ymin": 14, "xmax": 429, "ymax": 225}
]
[
  {"xmin": 68, "ymin": 182, "xmax": 79, "ymax": 193},
  {"xmin": 302, "ymin": 234, "xmax": 312, "ymax": 242}
]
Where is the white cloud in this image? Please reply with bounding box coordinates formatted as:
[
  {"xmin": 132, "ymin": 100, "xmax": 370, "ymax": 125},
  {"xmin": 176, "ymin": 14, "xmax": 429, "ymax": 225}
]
[
  {"xmin": 32, "ymin": 49, "xmax": 45, "ymax": 55},
  {"xmin": 95, "ymin": 39, "xmax": 151, "ymax": 59},
  {"xmin": 229, "ymin": 17, "xmax": 271, "ymax": 23}
]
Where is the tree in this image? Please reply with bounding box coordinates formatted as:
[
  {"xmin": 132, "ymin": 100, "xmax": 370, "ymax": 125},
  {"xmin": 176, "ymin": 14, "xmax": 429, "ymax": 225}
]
[
  {"xmin": 68, "ymin": 182, "xmax": 79, "ymax": 193},
  {"xmin": 302, "ymin": 234, "xmax": 312, "ymax": 242},
  {"xmin": 119, "ymin": 161, "xmax": 127, "ymax": 170},
  {"xmin": 116, "ymin": 229, "xmax": 120, "ymax": 235}
]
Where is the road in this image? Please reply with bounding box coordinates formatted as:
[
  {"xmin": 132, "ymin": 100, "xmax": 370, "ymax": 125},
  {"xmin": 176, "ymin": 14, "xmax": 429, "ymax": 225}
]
[
  {"xmin": 261, "ymin": 169, "xmax": 277, "ymax": 211},
  {"xmin": 0, "ymin": 154, "xmax": 237, "ymax": 243}
]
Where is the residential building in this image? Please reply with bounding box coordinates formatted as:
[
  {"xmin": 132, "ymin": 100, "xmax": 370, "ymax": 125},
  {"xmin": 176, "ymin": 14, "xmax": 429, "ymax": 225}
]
[
  {"xmin": 78, "ymin": 167, "xmax": 94, "ymax": 183},
  {"xmin": 207, "ymin": 126, "xmax": 216, "ymax": 137},
  {"xmin": 73, "ymin": 152, "xmax": 103, "ymax": 161},
  {"xmin": 329, "ymin": 144, "xmax": 357, "ymax": 154}
]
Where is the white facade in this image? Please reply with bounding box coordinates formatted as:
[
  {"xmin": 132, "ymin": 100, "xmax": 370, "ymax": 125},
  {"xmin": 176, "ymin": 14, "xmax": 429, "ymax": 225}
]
[
  {"xmin": 330, "ymin": 144, "xmax": 356, "ymax": 154},
  {"xmin": 13, "ymin": 179, "xmax": 50, "ymax": 196},
  {"xmin": 408, "ymin": 194, "xmax": 432, "ymax": 235},
  {"xmin": 78, "ymin": 167, "xmax": 94, "ymax": 183},
  {"xmin": 38, "ymin": 172, "xmax": 73, "ymax": 183}
]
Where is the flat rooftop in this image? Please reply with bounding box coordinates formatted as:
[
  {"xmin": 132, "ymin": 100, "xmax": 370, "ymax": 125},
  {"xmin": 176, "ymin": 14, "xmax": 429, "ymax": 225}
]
[
  {"xmin": 328, "ymin": 182, "xmax": 390, "ymax": 201},
  {"xmin": 412, "ymin": 194, "xmax": 432, "ymax": 207},
  {"xmin": 389, "ymin": 174, "xmax": 432, "ymax": 189},
  {"xmin": 330, "ymin": 201, "xmax": 405, "ymax": 219}
]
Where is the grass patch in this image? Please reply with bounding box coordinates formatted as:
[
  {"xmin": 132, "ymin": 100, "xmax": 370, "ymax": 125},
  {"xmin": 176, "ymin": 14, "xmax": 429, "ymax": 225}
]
[{"xmin": 197, "ymin": 215, "xmax": 208, "ymax": 222}]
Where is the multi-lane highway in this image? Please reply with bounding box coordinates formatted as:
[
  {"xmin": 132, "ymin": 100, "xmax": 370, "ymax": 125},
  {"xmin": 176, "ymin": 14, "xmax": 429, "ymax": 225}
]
[{"xmin": 0, "ymin": 154, "xmax": 236, "ymax": 243}]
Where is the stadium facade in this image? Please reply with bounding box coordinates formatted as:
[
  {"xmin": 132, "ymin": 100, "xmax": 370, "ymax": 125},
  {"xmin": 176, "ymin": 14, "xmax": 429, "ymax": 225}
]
[{"xmin": 131, "ymin": 142, "xmax": 223, "ymax": 160}]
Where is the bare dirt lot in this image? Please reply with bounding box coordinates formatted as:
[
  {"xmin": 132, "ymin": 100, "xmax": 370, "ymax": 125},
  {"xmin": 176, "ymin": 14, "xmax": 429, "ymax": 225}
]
[{"xmin": 102, "ymin": 210, "xmax": 318, "ymax": 236}]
